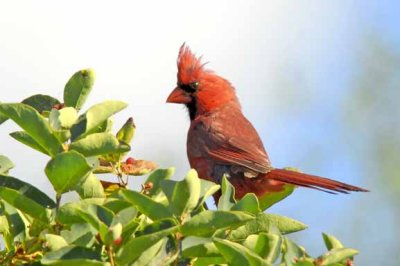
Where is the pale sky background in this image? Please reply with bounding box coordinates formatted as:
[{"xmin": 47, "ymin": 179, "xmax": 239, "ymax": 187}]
[{"xmin": 1, "ymin": 1, "xmax": 399, "ymax": 264}]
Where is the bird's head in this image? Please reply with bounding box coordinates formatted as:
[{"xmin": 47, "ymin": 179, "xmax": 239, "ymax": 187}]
[{"xmin": 166, "ymin": 44, "xmax": 239, "ymax": 120}]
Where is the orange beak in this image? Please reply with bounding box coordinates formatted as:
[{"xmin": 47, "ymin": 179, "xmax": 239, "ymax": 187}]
[{"xmin": 166, "ymin": 87, "xmax": 192, "ymax": 104}]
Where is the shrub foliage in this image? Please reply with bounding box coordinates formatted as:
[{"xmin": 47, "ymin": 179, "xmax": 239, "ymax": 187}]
[{"xmin": 0, "ymin": 69, "xmax": 358, "ymax": 265}]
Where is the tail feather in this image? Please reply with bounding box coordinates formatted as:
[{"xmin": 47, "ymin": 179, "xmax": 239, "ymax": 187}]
[{"xmin": 266, "ymin": 168, "xmax": 369, "ymax": 193}]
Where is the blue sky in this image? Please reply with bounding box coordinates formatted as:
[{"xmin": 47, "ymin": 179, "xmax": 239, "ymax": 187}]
[{"xmin": 0, "ymin": 1, "xmax": 399, "ymax": 264}]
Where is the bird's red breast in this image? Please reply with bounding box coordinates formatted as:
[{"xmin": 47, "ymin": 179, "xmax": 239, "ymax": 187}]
[{"xmin": 167, "ymin": 44, "xmax": 368, "ymax": 202}]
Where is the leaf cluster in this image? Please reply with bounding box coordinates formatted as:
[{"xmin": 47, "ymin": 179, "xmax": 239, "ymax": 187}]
[{"xmin": 0, "ymin": 70, "xmax": 358, "ymax": 265}]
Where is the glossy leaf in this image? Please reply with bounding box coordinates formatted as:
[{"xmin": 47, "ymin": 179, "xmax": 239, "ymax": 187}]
[
  {"xmin": 193, "ymin": 257, "xmax": 227, "ymax": 266},
  {"xmin": 318, "ymin": 248, "xmax": 358, "ymax": 266},
  {"xmin": 21, "ymin": 94, "xmax": 61, "ymax": 114},
  {"xmin": 0, "ymin": 111, "xmax": 8, "ymax": 125},
  {"xmin": 243, "ymin": 233, "xmax": 282, "ymax": 263},
  {"xmin": 74, "ymin": 173, "xmax": 105, "ymax": 199},
  {"xmin": 214, "ymin": 238, "xmax": 271, "ymax": 266},
  {"xmin": 120, "ymin": 189, "xmax": 173, "ymax": 220},
  {"xmin": 45, "ymin": 234, "xmax": 69, "ymax": 251},
  {"xmin": 45, "ymin": 151, "xmax": 92, "ymax": 194},
  {"xmin": 0, "ymin": 174, "xmax": 56, "ymax": 208},
  {"xmin": 258, "ymin": 183, "xmax": 295, "ymax": 210},
  {"xmin": 61, "ymin": 223, "xmax": 96, "ymax": 247},
  {"xmin": 10, "ymin": 131, "xmax": 50, "ymax": 155},
  {"xmin": 41, "ymin": 246, "xmax": 104, "ymax": 265},
  {"xmin": 197, "ymin": 179, "xmax": 220, "ymax": 208},
  {"xmin": 282, "ymin": 237, "xmax": 308, "ymax": 266},
  {"xmin": 64, "ymin": 69, "xmax": 95, "ymax": 111},
  {"xmin": 116, "ymin": 117, "xmax": 135, "ymax": 144},
  {"xmin": 322, "ymin": 232, "xmax": 344, "ymax": 251},
  {"xmin": 70, "ymin": 101, "xmax": 127, "ymax": 140},
  {"xmin": 145, "ymin": 168, "xmax": 175, "ymax": 196},
  {"xmin": 263, "ymin": 213, "xmax": 307, "ymax": 234},
  {"xmin": 217, "ymin": 175, "xmax": 236, "ymax": 210},
  {"xmin": 180, "ymin": 210, "xmax": 254, "ymax": 237},
  {"xmin": 161, "ymin": 169, "xmax": 201, "ymax": 217},
  {"xmin": 70, "ymin": 133, "xmax": 130, "ymax": 157},
  {"xmin": 56, "ymin": 198, "xmax": 106, "ymax": 224},
  {"xmin": 0, "ymin": 103, "xmax": 62, "ymax": 156},
  {"xmin": 116, "ymin": 225, "xmax": 178, "ymax": 265},
  {"xmin": 2, "ymin": 201, "xmax": 28, "ymax": 243},
  {"xmin": 231, "ymin": 193, "xmax": 261, "ymax": 215},
  {"xmin": 0, "ymin": 187, "xmax": 51, "ymax": 222},
  {"xmin": 130, "ymin": 238, "xmax": 166, "ymax": 266},
  {"xmin": 182, "ymin": 237, "xmax": 220, "ymax": 258},
  {"xmin": 49, "ymin": 107, "xmax": 78, "ymax": 130},
  {"xmin": 0, "ymin": 155, "xmax": 14, "ymax": 174}
]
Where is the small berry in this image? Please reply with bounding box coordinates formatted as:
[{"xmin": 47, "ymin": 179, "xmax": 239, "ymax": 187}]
[
  {"xmin": 114, "ymin": 236, "xmax": 122, "ymax": 246},
  {"xmin": 126, "ymin": 157, "xmax": 135, "ymax": 165}
]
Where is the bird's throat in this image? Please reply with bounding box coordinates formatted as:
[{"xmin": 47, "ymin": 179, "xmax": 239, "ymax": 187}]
[{"xmin": 185, "ymin": 97, "xmax": 197, "ymax": 120}]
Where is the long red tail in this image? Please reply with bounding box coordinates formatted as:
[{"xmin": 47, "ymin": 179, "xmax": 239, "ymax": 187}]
[{"xmin": 266, "ymin": 168, "xmax": 368, "ymax": 194}]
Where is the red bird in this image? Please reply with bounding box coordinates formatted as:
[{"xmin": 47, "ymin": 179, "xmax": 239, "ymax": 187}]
[{"xmin": 167, "ymin": 45, "xmax": 368, "ymax": 201}]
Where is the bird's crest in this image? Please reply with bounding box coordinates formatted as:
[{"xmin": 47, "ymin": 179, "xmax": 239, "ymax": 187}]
[{"xmin": 177, "ymin": 44, "xmax": 206, "ymax": 84}]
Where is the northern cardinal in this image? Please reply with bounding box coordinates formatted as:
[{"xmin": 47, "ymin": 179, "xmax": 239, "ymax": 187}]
[{"xmin": 167, "ymin": 45, "xmax": 368, "ymax": 201}]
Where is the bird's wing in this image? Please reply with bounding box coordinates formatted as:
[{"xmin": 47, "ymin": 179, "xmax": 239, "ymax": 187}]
[{"xmin": 191, "ymin": 108, "xmax": 272, "ymax": 174}]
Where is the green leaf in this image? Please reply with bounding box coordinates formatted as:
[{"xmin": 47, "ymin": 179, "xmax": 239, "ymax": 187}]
[
  {"xmin": 130, "ymin": 238, "xmax": 166, "ymax": 266},
  {"xmin": 64, "ymin": 69, "xmax": 96, "ymax": 111},
  {"xmin": 0, "ymin": 174, "xmax": 56, "ymax": 208},
  {"xmin": 0, "ymin": 187, "xmax": 51, "ymax": 222},
  {"xmin": 282, "ymin": 237, "xmax": 308, "ymax": 266},
  {"xmin": 180, "ymin": 210, "xmax": 254, "ymax": 237},
  {"xmin": 214, "ymin": 238, "xmax": 271, "ymax": 266},
  {"xmin": 21, "ymin": 94, "xmax": 61, "ymax": 114},
  {"xmin": 70, "ymin": 133, "xmax": 130, "ymax": 157},
  {"xmin": 145, "ymin": 167, "xmax": 175, "ymax": 196},
  {"xmin": 1, "ymin": 201, "xmax": 28, "ymax": 243},
  {"xmin": 70, "ymin": 100, "xmax": 127, "ymax": 140},
  {"xmin": 49, "ymin": 107, "xmax": 78, "ymax": 130},
  {"xmin": 61, "ymin": 223, "xmax": 96, "ymax": 247},
  {"xmin": 322, "ymin": 232, "xmax": 344, "ymax": 251},
  {"xmin": 116, "ymin": 117, "xmax": 135, "ymax": 144},
  {"xmin": 182, "ymin": 237, "xmax": 220, "ymax": 258},
  {"xmin": 75, "ymin": 204, "xmax": 114, "ymax": 243},
  {"xmin": 243, "ymin": 233, "xmax": 282, "ymax": 263},
  {"xmin": 0, "ymin": 155, "xmax": 14, "ymax": 174},
  {"xmin": 258, "ymin": 183, "xmax": 295, "ymax": 210},
  {"xmin": 0, "ymin": 103, "xmax": 62, "ymax": 156},
  {"xmin": 74, "ymin": 173, "xmax": 105, "ymax": 199},
  {"xmin": 41, "ymin": 246, "xmax": 104, "ymax": 266},
  {"xmin": 193, "ymin": 257, "xmax": 227, "ymax": 266},
  {"xmin": 137, "ymin": 218, "xmax": 177, "ymax": 236},
  {"xmin": 120, "ymin": 189, "xmax": 173, "ymax": 221},
  {"xmin": 0, "ymin": 111, "xmax": 8, "ymax": 125},
  {"xmin": 56, "ymin": 198, "xmax": 106, "ymax": 224},
  {"xmin": 111, "ymin": 206, "xmax": 138, "ymax": 226},
  {"xmin": 161, "ymin": 169, "xmax": 201, "ymax": 217},
  {"xmin": 45, "ymin": 151, "xmax": 92, "ymax": 195},
  {"xmin": 10, "ymin": 131, "xmax": 50, "ymax": 155},
  {"xmin": 229, "ymin": 212, "xmax": 306, "ymax": 239},
  {"xmin": 231, "ymin": 193, "xmax": 261, "ymax": 215},
  {"xmin": 116, "ymin": 225, "xmax": 178, "ymax": 265},
  {"xmin": 229, "ymin": 213, "xmax": 282, "ymax": 241},
  {"xmin": 218, "ymin": 176, "xmax": 236, "ymax": 210},
  {"xmin": 263, "ymin": 213, "xmax": 307, "ymax": 234},
  {"xmin": 197, "ymin": 179, "xmax": 220, "ymax": 208},
  {"xmin": 45, "ymin": 234, "xmax": 69, "ymax": 251},
  {"xmin": 318, "ymin": 248, "xmax": 358, "ymax": 266},
  {"xmin": 103, "ymin": 199, "xmax": 132, "ymax": 214}
]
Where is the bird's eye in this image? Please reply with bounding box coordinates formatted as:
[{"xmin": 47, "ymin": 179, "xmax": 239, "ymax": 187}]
[
  {"xmin": 190, "ymin": 82, "xmax": 199, "ymax": 89},
  {"xmin": 179, "ymin": 82, "xmax": 199, "ymax": 93}
]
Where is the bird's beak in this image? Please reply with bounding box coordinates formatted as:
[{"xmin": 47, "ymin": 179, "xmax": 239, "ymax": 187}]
[{"xmin": 166, "ymin": 87, "xmax": 192, "ymax": 104}]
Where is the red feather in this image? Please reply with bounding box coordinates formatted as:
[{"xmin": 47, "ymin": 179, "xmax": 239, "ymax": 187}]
[{"xmin": 168, "ymin": 44, "xmax": 368, "ymax": 201}]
